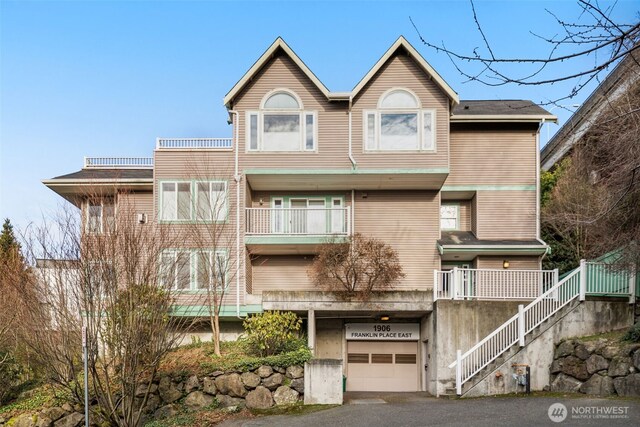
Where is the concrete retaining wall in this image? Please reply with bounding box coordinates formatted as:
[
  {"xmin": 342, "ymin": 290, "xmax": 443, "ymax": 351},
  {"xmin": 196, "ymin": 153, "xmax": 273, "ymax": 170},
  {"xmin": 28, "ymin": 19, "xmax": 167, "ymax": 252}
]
[{"xmin": 304, "ymin": 359, "xmax": 343, "ymax": 404}]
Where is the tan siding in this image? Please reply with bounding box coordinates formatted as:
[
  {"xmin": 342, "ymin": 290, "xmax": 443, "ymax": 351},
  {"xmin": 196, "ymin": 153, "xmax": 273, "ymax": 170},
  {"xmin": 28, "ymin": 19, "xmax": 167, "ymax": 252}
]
[
  {"xmin": 234, "ymin": 52, "xmax": 352, "ymax": 170},
  {"xmin": 118, "ymin": 192, "xmax": 153, "ymax": 221},
  {"xmin": 476, "ymin": 256, "xmax": 541, "ymax": 270},
  {"xmin": 448, "ymin": 127, "xmax": 537, "ymax": 186},
  {"xmin": 245, "ymin": 248, "xmax": 253, "ymax": 294},
  {"xmin": 355, "ymin": 190, "xmax": 439, "ymax": 289},
  {"xmin": 475, "ymin": 190, "xmax": 536, "ymax": 240},
  {"xmin": 471, "ymin": 195, "xmax": 478, "ymax": 235},
  {"xmin": 352, "ymin": 53, "xmax": 450, "ymax": 170},
  {"xmin": 251, "ymin": 255, "xmax": 315, "ymax": 294}
]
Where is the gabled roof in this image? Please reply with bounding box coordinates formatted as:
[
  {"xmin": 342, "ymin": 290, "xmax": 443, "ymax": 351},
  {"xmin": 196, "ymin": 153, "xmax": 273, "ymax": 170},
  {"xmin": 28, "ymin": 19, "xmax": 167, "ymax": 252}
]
[
  {"xmin": 223, "ymin": 36, "xmax": 460, "ymax": 108},
  {"xmin": 352, "ymin": 36, "xmax": 459, "ymax": 106},
  {"xmin": 224, "ymin": 37, "xmax": 335, "ymax": 108}
]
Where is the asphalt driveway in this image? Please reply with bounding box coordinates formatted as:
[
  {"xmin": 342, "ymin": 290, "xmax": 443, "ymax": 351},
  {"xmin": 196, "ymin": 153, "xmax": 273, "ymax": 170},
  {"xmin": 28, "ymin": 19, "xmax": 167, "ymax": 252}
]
[{"xmin": 220, "ymin": 393, "xmax": 640, "ymax": 427}]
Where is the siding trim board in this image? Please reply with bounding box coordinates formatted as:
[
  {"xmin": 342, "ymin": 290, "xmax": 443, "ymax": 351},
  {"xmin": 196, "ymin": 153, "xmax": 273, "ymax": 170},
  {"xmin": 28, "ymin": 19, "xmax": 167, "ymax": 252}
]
[
  {"xmin": 245, "ymin": 168, "xmax": 449, "ymax": 175},
  {"xmin": 171, "ymin": 304, "xmax": 263, "ymax": 317},
  {"xmin": 441, "ymin": 185, "xmax": 536, "ymax": 191}
]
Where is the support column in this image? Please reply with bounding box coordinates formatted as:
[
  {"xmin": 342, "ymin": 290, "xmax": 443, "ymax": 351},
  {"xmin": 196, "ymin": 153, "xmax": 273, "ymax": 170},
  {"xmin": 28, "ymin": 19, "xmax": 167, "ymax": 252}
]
[{"xmin": 308, "ymin": 309, "xmax": 316, "ymax": 356}]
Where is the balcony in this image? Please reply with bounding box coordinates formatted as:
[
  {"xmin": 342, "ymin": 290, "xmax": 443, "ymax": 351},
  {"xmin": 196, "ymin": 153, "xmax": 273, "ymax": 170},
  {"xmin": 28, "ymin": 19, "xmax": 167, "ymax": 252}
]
[
  {"xmin": 245, "ymin": 207, "xmax": 351, "ymax": 254},
  {"xmin": 156, "ymin": 138, "xmax": 233, "ymax": 150}
]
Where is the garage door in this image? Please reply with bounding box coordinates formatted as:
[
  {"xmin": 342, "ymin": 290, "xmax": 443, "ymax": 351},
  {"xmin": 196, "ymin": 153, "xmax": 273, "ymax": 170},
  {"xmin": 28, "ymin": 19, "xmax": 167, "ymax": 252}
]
[{"xmin": 346, "ymin": 341, "xmax": 419, "ymax": 391}]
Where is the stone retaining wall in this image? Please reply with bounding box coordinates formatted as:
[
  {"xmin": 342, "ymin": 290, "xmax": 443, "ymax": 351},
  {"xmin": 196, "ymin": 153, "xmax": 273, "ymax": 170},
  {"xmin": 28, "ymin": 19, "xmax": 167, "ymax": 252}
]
[{"xmin": 550, "ymin": 337, "xmax": 640, "ymax": 397}]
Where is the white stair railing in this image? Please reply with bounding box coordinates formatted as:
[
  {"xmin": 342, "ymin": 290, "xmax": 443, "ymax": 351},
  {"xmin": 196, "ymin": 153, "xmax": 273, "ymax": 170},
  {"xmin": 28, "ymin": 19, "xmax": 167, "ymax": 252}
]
[{"xmin": 448, "ymin": 260, "xmax": 635, "ymax": 395}]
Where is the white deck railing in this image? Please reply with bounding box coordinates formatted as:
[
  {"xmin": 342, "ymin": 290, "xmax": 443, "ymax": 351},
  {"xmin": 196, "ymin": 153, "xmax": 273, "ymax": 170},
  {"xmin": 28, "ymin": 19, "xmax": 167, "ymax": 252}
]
[
  {"xmin": 434, "ymin": 268, "xmax": 558, "ymax": 301},
  {"xmin": 449, "ymin": 260, "xmax": 635, "ymax": 395},
  {"xmin": 156, "ymin": 138, "xmax": 233, "ymax": 149},
  {"xmin": 246, "ymin": 207, "xmax": 351, "ymax": 236},
  {"xmin": 84, "ymin": 157, "xmax": 154, "ymax": 168}
]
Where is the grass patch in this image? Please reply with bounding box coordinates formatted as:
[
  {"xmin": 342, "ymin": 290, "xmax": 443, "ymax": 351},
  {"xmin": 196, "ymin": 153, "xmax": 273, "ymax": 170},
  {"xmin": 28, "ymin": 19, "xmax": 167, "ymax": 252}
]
[
  {"xmin": 573, "ymin": 329, "xmax": 627, "ymax": 342},
  {"xmin": 0, "ymin": 384, "xmax": 71, "ymax": 418}
]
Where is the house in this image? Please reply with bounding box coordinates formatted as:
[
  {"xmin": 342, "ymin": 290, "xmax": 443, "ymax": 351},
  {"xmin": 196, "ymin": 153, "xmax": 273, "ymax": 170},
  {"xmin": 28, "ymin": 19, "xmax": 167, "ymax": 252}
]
[{"xmin": 43, "ymin": 37, "xmax": 635, "ymax": 397}]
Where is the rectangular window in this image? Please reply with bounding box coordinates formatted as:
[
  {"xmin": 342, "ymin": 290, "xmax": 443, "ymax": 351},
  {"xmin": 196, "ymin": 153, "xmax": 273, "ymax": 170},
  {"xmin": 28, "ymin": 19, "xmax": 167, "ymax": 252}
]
[
  {"xmin": 86, "ymin": 199, "xmax": 115, "ymax": 234},
  {"xmin": 305, "ymin": 113, "xmax": 315, "ymax": 150},
  {"xmin": 395, "ymin": 354, "xmax": 417, "ymax": 364},
  {"xmin": 371, "ymin": 354, "xmax": 393, "ymax": 364},
  {"xmin": 163, "ymin": 250, "xmax": 227, "ymax": 291},
  {"xmin": 263, "ymin": 114, "xmax": 300, "ymax": 151},
  {"xmin": 365, "ymin": 110, "xmax": 436, "ymax": 152},
  {"xmin": 249, "ymin": 113, "xmax": 258, "ymax": 150},
  {"xmin": 366, "ymin": 112, "xmax": 376, "ymax": 150},
  {"xmin": 380, "ymin": 113, "xmax": 418, "ymax": 150},
  {"xmin": 162, "ymin": 181, "xmax": 226, "ymax": 222},
  {"xmin": 347, "ymin": 353, "xmax": 369, "ymax": 363},
  {"xmin": 422, "ymin": 111, "xmax": 434, "ymax": 150},
  {"xmin": 440, "ymin": 205, "xmax": 459, "ymax": 230}
]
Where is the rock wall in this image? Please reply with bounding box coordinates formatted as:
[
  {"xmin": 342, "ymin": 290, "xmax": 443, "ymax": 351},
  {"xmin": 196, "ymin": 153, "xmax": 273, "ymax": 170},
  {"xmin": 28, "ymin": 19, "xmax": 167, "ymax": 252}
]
[
  {"xmin": 0, "ymin": 364, "xmax": 305, "ymax": 427},
  {"xmin": 550, "ymin": 337, "xmax": 640, "ymax": 397}
]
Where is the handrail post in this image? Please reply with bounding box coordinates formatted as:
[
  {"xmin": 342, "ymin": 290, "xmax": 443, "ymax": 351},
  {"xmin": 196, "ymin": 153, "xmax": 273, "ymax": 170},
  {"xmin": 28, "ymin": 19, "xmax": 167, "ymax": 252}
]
[
  {"xmin": 630, "ymin": 265, "xmax": 636, "ymax": 305},
  {"xmin": 579, "ymin": 259, "xmax": 587, "ymax": 301},
  {"xmin": 455, "ymin": 349, "xmax": 462, "ymax": 396},
  {"xmin": 433, "ymin": 270, "xmax": 438, "ymax": 301},
  {"xmin": 452, "ymin": 267, "xmax": 459, "ymax": 300},
  {"xmin": 518, "ymin": 304, "xmax": 525, "ymax": 347}
]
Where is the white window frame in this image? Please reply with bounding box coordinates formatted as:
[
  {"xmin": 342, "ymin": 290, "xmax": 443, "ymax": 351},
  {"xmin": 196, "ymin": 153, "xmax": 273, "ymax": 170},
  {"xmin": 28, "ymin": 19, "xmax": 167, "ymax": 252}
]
[
  {"xmin": 161, "ymin": 249, "xmax": 228, "ymax": 292},
  {"xmin": 246, "ymin": 90, "xmax": 317, "ymax": 152},
  {"xmin": 363, "ymin": 88, "xmax": 436, "ymax": 152},
  {"xmin": 85, "ymin": 198, "xmax": 115, "ymax": 234},
  {"xmin": 160, "ymin": 180, "xmax": 228, "ymax": 223},
  {"xmin": 440, "ymin": 204, "xmax": 459, "ymax": 231},
  {"xmin": 195, "ymin": 181, "xmax": 228, "ymax": 222}
]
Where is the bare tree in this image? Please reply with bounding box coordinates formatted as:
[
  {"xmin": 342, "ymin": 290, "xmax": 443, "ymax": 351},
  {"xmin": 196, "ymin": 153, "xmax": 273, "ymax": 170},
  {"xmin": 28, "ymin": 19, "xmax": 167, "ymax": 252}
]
[
  {"xmin": 310, "ymin": 233, "xmax": 405, "ymax": 300},
  {"xmin": 412, "ymin": 0, "xmax": 640, "ymax": 104},
  {"xmin": 22, "ymin": 190, "xmax": 196, "ymax": 427}
]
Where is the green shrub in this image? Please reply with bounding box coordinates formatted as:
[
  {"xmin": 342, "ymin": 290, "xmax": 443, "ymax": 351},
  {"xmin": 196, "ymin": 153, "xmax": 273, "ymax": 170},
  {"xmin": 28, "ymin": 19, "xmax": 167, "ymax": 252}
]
[
  {"xmin": 623, "ymin": 322, "xmax": 640, "ymax": 342},
  {"xmin": 243, "ymin": 311, "xmax": 302, "ymax": 357},
  {"xmin": 201, "ymin": 347, "xmax": 312, "ymax": 373},
  {"xmin": 0, "ymin": 351, "xmax": 23, "ymax": 405}
]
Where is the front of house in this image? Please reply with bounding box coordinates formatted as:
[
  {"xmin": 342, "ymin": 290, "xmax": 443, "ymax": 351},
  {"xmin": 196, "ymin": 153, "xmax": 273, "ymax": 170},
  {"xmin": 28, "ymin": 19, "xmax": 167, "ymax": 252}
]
[{"xmin": 44, "ymin": 37, "xmax": 574, "ymax": 396}]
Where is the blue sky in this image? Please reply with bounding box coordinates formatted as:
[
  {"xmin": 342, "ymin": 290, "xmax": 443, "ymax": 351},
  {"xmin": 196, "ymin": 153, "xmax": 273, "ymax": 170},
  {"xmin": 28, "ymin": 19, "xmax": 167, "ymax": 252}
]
[{"xmin": 1, "ymin": 0, "xmax": 638, "ymax": 232}]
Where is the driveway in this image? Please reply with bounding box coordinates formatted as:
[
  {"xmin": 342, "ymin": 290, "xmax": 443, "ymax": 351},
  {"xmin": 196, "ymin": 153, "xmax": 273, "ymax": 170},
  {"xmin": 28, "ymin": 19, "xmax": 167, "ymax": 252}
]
[{"xmin": 220, "ymin": 393, "xmax": 640, "ymax": 427}]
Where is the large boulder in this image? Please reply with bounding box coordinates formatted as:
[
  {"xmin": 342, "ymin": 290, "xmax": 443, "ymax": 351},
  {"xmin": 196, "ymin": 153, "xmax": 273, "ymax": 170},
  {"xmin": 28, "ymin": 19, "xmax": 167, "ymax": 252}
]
[
  {"xmin": 273, "ymin": 386, "xmax": 299, "ymax": 405},
  {"xmin": 613, "ymin": 373, "xmax": 640, "ymax": 397},
  {"xmin": 12, "ymin": 414, "xmax": 36, "ymax": 427},
  {"xmin": 158, "ymin": 377, "xmax": 182, "ymax": 403},
  {"xmin": 550, "ymin": 373, "xmax": 582, "ymax": 393},
  {"xmin": 608, "ymin": 357, "xmax": 633, "ymax": 377},
  {"xmin": 285, "ymin": 365, "xmax": 304, "ymax": 379},
  {"xmin": 256, "ymin": 365, "xmax": 273, "ymax": 378},
  {"xmin": 245, "ymin": 386, "xmax": 274, "ymax": 409},
  {"xmin": 215, "ymin": 373, "xmax": 247, "ymax": 397},
  {"xmin": 144, "ymin": 394, "xmax": 162, "ymax": 414},
  {"xmin": 262, "ymin": 373, "xmax": 284, "ymax": 391},
  {"xmin": 290, "ymin": 378, "xmax": 305, "ymax": 394},
  {"xmin": 550, "ymin": 358, "xmax": 564, "ymax": 374},
  {"xmin": 633, "ymin": 349, "xmax": 640, "ymax": 371},
  {"xmin": 184, "ymin": 391, "xmax": 214, "ymax": 411},
  {"xmin": 184, "ymin": 376, "xmax": 200, "ymax": 394},
  {"xmin": 53, "ymin": 413, "xmax": 84, "ymax": 427},
  {"xmin": 586, "ymin": 354, "xmax": 609, "ymax": 374},
  {"xmin": 39, "ymin": 408, "xmax": 66, "ymax": 423},
  {"xmin": 579, "ymin": 374, "xmax": 615, "ymax": 396},
  {"xmin": 154, "ymin": 404, "xmax": 180, "ymax": 420},
  {"xmin": 202, "ymin": 377, "xmax": 217, "ymax": 395},
  {"xmin": 575, "ymin": 344, "xmax": 592, "ymax": 360},
  {"xmin": 135, "ymin": 383, "xmax": 158, "ymax": 397},
  {"xmin": 216, "ymin": 395, "xmax": 245, "ymax": 408},
  {"xmin": 555, "ymin": 340, "xmax": 575, "ymax": 358},
  {"xmin": 560, "ymin": 356, "xmax": 589, "ymax": 380},
  {"xmin": 600, "ymin": 346, "xmax": 618, "ymax": 359},
  {"xmin": 241, "ymin": 372, "xmax": 261, "ymax": 389}
]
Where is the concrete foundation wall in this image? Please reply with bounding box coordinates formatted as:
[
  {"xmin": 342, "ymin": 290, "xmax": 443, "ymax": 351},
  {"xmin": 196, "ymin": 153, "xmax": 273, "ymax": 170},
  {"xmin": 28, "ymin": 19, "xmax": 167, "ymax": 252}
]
[
  {"xmin": 432, "ymin": 300, "xmax": 525, "ymax": 395},
  {"xmin": 304, "ymin": 359, "xmax": 343, "ymax": 404},
  {"xmin": 463, "ymin": 300, "xmax": 633, "ymax": 397}
]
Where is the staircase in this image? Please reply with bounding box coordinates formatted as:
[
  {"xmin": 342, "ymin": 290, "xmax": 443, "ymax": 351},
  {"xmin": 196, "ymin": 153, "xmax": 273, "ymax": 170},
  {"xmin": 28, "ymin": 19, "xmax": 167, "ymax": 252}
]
[{"xmin": 448, "ymin": 260, "xmax": 636, "ymax": 396}]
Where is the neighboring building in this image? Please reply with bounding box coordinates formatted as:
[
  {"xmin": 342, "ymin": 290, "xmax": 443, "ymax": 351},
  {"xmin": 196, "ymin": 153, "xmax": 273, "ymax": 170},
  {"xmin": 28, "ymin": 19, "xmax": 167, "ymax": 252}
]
[{"xmin": 47, "ymin": 36, "xmax": 623, "ymax": 396}]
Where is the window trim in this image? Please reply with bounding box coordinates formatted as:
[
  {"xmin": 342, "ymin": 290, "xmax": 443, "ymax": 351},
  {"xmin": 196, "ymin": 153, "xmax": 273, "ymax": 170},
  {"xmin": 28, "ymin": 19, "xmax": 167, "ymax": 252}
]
[
  {"xmin": 160, "ymin": 249, "xmax": 229, "ymax": 292},
  {"xmin": 159, "ymin": 179, "xmax": 228, "ymax": 224},
  {"xmin": 85, "ymin": 198, "xmax": 116, "ymax": 234},
  {"xmin": 440, "ymin": 203, "xmax": 460, "ymax": 231},
  {"xmin": 363, "ymin": 88, "xmax": 436, "ymax": 153}
]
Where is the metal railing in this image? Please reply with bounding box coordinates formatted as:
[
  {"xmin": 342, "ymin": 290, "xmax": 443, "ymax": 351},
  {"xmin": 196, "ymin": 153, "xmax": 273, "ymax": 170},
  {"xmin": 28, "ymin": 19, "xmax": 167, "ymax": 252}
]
[
  {"xmin": 246, "ymin": 207, "xmax": 351, "ymax": 236},
  {"xmin": 84, "ymin": 157, "xmax": 153, "ymax": 168},
  {"xmin": 448, "ymin": 260, "xmax": 636, "ymax": 395},
  {"xmin": 156, "ymin": 138, "xmax": 233, "ymax": 149},
  {"xmin": 434, "ymin": 268, "xmax": 557, "ymax": 301}
]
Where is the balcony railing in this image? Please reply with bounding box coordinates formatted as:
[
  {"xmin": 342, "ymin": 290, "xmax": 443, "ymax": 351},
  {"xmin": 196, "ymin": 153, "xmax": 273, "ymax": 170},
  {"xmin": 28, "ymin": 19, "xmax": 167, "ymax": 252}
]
[
  {"xmin": 156, "ymin": 138, "xmax": 233, "ymax": 150},
  {"xmin": 434, "ymin": 268, "xmax": 558, "ymax": 301},
  {"xmin": 246, "ymin": 207, "xmax": 351, "ymax": 236},
  {"xmin": 84, "ymin": 157, "xmax": 154, "ymax": 168}
]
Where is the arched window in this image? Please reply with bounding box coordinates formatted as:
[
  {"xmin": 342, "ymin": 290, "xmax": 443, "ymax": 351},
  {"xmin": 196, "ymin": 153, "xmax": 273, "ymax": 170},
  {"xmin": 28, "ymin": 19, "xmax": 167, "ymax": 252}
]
[
  {"xmin": 247, "ymin": 90, "xmax": 316, "ymax": 152},
  {"xmin": 365, "ymin": 89, "xmax": 435, "ymax": 151}
]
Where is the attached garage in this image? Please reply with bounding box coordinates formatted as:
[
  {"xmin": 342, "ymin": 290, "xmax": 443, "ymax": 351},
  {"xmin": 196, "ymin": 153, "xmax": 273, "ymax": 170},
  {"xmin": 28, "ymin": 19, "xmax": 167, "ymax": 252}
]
[{"xmin": 345, "ymin": 323, "xmax": 420, "ymax": 392}]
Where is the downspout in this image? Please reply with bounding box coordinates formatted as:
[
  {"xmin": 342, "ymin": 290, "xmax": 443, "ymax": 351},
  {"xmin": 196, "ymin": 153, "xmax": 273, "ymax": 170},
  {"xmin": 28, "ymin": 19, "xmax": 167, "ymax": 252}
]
[
  {"xmin": 348, "ymin": 102, "xmax": 356, "ymax": 235},
  {"xmin": 229, "ymin": 110, "xmax": 242, "ymax": 319},
  {"xmin": 536, "ymin": 121, "xmax": 550, "ymax": 262}
]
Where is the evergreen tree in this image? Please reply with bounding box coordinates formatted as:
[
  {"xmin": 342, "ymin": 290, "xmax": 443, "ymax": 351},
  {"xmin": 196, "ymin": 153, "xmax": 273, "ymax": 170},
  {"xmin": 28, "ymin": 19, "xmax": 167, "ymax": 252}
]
[{"xmin": 0, "ymin": 218, "xmax": 21, "ymax": 259}]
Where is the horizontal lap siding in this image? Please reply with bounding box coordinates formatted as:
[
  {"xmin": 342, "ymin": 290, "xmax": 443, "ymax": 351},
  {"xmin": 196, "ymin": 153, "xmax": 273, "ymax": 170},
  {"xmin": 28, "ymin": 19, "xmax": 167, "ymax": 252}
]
[
  {"xmin": 448, "ymin": 127, "xmax": 537, "ymax": 185},
  {"xmin": 459, "ymin": 200, "xmax": 471, "ymax": 231},
  {"xmin": 118, "ymin": 192, "xmax": 153, "ymax": 220},
  {"xmin": 476, "ymin": 256, "xmax": 541, "ymax": 270},
  {"xmin": 352, "ymin": 53, "xmax": 450, "ymax": 170},
  {"xmin": 234, "ymin": 53, "xmax": 351, "ymax": 170},
  {"xmin": 475, "ymin": 191, "xmax": 536, "ymax": 240},
  {"xmin": 251, "ymin": 255, "xmax": 315, "ymax": 294},
  {"xmin": 354, "ymin": 190, "xmax": 439, "ymax": 289}
]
